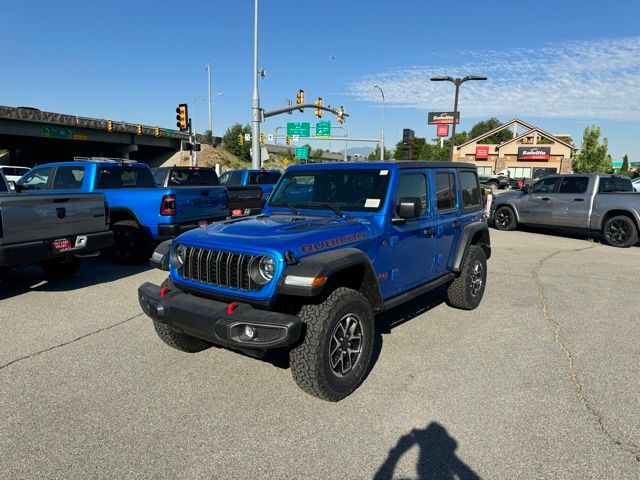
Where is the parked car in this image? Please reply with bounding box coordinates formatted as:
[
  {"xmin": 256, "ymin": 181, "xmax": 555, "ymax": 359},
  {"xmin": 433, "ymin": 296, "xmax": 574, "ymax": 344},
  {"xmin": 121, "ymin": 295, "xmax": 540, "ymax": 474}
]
[
  {"xmin": 478, "ymin": 174, "xmax": 513, "ymax": 193},
  {"xmin": 139, "ymin": 161, "xmax": 491, "ymax": 401},
  {"xmin": 219, "ymin": 169, "xmax": 282, "ymax": 199},
  {"xmin": 1, "ymin": 165, "xmax": 30, "ymax": 183},
  {"xmin": 15, "ymin": 159, "xmax": 228, "ymax": 263},
  {"xmin": 0, "ymin": 171, "xmax": 112, "ymax": 276},
  {"xmin": 632, "ymin": 177, "xmax": 640, "ymax": 193},
  {"xmin": 152, "ymin": 166, "xmax": 264, "ymax": 218},
  {"xmin": 492, "ymin": 174, "xmax": 640, "ymax": 247}
]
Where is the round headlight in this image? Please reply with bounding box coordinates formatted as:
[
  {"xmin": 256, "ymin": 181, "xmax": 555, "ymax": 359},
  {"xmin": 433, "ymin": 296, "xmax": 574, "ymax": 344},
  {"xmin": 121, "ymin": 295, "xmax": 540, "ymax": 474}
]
[
  {"xmin": 250, "ymin": 255, "xmax": 275, "ymax": 285},
  {"xmin": 172, "ymin": 244, "xmax": 186, "ymax": 268}
]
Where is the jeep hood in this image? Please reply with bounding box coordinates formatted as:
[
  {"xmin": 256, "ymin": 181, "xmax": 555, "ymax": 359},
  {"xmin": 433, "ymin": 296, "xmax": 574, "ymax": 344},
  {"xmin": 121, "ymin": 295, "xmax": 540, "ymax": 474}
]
[{"xmin": 175, "ymin": 213, "xmax": 376, "ymax": 256}]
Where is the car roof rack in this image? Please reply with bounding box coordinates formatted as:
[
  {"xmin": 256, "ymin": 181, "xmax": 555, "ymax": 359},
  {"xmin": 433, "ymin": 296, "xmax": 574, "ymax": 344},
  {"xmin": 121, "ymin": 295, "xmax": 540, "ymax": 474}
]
[{"xmin": 73, "ymin": 156, "xmax": 138, "ymax": 163}]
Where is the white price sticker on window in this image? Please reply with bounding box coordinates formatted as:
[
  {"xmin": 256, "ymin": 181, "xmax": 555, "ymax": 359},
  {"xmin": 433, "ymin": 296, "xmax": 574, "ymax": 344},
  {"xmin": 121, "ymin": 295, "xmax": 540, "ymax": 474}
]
[
  {"xmin": 379, "ymin": 169, "xmax": 389, "ymax": 176},
  {"xmin": 365, "ymin": 198, "xmax": 381, "ymax": 208}
]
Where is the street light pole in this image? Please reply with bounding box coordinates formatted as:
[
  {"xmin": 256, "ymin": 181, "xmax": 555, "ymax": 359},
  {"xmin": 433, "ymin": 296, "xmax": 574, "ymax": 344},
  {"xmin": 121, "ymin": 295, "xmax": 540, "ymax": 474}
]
[
  {"xmin": 430, "ymin": 75, "xmax": 487, "ymax": 161},
  {"xmin": 374, "ymin": 85, "xmax": 385, "ymax": 160},
  {"xmin": 251, "ymin": 0, "xmax": 261, "ymax": 169},
  {"xmin": 205, "ymin": 64, "xmax": 212, "ymax": 134}
]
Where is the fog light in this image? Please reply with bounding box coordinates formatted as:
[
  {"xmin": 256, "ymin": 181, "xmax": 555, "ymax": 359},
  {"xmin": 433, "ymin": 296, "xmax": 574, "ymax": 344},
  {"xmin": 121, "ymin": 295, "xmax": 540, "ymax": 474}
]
[{"xmin": 244, "ymin": 325, "xmax": 256, "ymax": 339}]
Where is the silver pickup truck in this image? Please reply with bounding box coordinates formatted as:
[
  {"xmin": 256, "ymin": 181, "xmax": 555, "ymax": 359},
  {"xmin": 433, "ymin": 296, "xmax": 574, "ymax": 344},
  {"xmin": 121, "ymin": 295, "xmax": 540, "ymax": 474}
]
[
  {"xmin": 492, "ymin": 174, "xmax": 640, "ymax": 248},
  {"xmin": 0, "ymin": 172, "xmax": 113, "ymax": 276}
]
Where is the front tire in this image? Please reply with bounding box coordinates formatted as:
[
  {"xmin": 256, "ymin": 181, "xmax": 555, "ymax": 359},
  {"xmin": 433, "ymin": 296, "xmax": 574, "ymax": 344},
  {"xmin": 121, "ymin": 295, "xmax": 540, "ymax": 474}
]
[
  {"xmin": 152, "ymin": 278, "xmax": 211, "ymax": 353},
  {"xmin": 493, "ymin": 206, "xmax": 517, "ymax": 231},
  {"xmin": 289, "ymin": 288, "xmax": 375, "ymax": 402},
  {"xmin": 446, "ymin": 245, "xmax": 487, "ymax": 310},
  {"xmin": 602, "ymin": 215, "xmax": 638, "ymax": 248}
]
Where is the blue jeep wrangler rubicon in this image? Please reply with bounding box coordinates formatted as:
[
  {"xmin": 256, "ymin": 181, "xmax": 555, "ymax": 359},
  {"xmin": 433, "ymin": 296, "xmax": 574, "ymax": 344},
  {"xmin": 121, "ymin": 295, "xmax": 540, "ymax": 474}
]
[{"xmin": 139, "ymin": 162, "xmax": 490, "ymax": 401}]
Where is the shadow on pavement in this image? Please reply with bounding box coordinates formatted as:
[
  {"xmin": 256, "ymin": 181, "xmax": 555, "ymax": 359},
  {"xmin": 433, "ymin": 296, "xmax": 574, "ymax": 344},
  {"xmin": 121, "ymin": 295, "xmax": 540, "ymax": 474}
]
[
  {"xmin": 0, "ymin": 256, "xmax": 152, "ymax": 300},
  {"xmin": 374, "ymin": 422, "xmax": 480, "ymax": 480}
]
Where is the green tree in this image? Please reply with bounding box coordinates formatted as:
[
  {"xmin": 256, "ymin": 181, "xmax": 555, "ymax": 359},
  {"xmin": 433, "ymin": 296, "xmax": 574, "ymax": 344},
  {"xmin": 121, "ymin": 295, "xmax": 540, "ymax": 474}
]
[
  {"xmin": 221, "ymin": 123, "xmax": 251, "ymax": 161},
  {"xmin": 311, "ymin": 149, "xmax": 324, "ymax": 160},
  {"xmin": 202, "ymin": 129, "xmax": 214, "ymax": 146},
  {"xmin": 619, "ymin": 154, "xmax": 630, "ymax": 176},
  {"xmin": 367, "ymin": 145, "xmax": 393, "ymax": 160},
  {"xmin": 467, "ymin": 117, "xmax": 511, "ymax": 144},
  {"xmin": 573, "ymin": 126, "xmax": 611, "ymax": 174}
]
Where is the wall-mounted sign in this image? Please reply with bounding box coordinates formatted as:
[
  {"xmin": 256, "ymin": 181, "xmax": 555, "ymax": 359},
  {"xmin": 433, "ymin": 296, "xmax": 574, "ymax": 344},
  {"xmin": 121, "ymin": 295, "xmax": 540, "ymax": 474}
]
[
  {"xmin": 436, "ymin": 125, "xmax": 449, "ymax": 137},
  {"xmin": 475, "ymin": 146, "xmax": 489, "ymax": 159},
  {"xmin": 518, "ymin": 146, "xmax": 550, "ymax": 161},
  {"xmin": 428, "ymin": 111, "xmax": 460, "ymax": 125}
]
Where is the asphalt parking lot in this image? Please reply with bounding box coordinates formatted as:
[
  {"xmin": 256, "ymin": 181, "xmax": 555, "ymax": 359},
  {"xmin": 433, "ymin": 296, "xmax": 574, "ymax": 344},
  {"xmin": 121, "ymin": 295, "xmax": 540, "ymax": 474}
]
[{"xmin": 1, "ymin": 230, "xmax": 639, "ymax": 479}]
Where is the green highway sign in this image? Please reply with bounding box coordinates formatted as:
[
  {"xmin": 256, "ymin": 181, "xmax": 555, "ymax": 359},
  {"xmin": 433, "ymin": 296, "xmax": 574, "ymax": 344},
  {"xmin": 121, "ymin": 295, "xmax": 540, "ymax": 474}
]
[
  {"xmin": 295, "ymin": 146, "xmax": 309, "ymax": 160},
  {"xmin": 42, "ymin": 127, "xmax": 74, "ymax": 139},
  {"xmin": 316, "ymin": 121, "xmax": 331, "ymax": 138},
  {"xmin": 287, "ymin": 122, "xmax": 310, "ymax": 138}
]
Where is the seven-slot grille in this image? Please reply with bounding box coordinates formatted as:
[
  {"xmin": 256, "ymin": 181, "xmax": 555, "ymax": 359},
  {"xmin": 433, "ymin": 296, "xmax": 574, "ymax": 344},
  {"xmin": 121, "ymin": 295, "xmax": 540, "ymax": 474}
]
[{"xmin": 180, "ymin": 247, "xmax": 257, "ymax": 291}]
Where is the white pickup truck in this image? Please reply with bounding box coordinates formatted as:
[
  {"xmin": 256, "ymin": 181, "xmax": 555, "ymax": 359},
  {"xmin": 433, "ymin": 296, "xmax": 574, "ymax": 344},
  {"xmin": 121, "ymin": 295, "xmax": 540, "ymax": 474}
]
[
  {"xmin": 0, "ymin": 171, "xmax": 113, "ymax": 276},
  {"xmin": 492, "ymin": 174, "xmax": 640, "ymax": 247}
]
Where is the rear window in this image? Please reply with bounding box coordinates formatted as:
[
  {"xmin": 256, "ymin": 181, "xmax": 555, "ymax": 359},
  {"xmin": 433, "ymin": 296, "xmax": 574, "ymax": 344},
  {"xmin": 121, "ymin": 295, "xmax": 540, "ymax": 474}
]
[
  {"xmin": 247, "ymin": 172, "xmax": 281, "ymax": 185},
  {"xmin": 167, "ymin": 168, "xmax": 219, "ymax": 186},
  {"xmin": 598, "ymin": 176, "xmax": 633, "ymax": 193},
  {"xmin": 459, "ymin": 171, "xmax": 482, "ymax": 209},
  {"xmin": 435, "ymin": 172, "xmax": 457, "ymax": 211},
  {"xmin": 97, "ymin": 166, "xmax": 156, "ymax": 189}
]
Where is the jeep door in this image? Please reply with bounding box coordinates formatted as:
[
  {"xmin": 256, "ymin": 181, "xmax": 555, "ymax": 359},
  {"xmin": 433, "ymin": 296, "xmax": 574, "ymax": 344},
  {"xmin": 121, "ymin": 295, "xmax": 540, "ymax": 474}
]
[
  {"xmin": 517, "ymin": 176, "xmax": 561, "ymax": 225},
  {"xmin": 390, "ymin": 171, "xmax": 437, "ymax": 293},
  {"xmin": 433, "ymin": 170, "xmax": 462, "ymax": 273}
]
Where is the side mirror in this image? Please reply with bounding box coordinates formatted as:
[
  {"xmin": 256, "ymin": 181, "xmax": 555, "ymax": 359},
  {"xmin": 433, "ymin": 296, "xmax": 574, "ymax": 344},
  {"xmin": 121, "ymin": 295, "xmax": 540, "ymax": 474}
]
[
  {"xmin": 521, "ymin": 184, "xmax": 530, "ymax": 194},
  {"xmin": 396, "ymin": 197, "xmax": 421, "ymax": 220}
]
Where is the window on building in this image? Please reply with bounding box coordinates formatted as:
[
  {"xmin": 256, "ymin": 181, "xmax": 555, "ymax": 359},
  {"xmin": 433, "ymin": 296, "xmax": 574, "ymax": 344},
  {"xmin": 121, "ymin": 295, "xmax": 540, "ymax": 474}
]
[
  {"xmin": 477, "ymin": 166, "xmax": 493, "ymax": 175},
  {"xmin": 395, "ymin": 173, "xmax": 428, "ymax": 216},
  {"xmin": 510, "ymin": 167, "xmax": 532, "ymax": 179},
  {"xmin": 459, "ymin": 171, "xmax": 482, "ymax": 209},
  {"xmin": 435, "ymin": 172, "xmax": 457, "ymax": 211},
  {"xmin": 558, "ymin": 176, "xmax": 589, "ymax": 194}
]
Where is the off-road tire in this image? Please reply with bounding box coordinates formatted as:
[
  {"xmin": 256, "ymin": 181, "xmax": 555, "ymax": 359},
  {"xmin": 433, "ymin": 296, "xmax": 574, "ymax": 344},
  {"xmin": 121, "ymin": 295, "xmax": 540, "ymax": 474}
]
[
  {"xmin": 110, "ymin": 220, "xmax": 148, "ymax": 264},
  {"xmin": 602, "ymin": 215, "xmax": 638, "ymax": 248},
  {"xmin": 493, "ymin": 205, "xmax": 517, "ymax": 231},
  {"xmin": 446, "ymin": 245, "xmax": 487, "ymax": 310},
  {"xmin": 289, "ymin": 287, "xmax": 375, "ymax": 402},
  {"xmin": 41, "ymin": 256, "xmax": 81, "ymax": 278},
  {"xmin": 152, "ymin": 278, "xmax": 211, "ymax": 353}
]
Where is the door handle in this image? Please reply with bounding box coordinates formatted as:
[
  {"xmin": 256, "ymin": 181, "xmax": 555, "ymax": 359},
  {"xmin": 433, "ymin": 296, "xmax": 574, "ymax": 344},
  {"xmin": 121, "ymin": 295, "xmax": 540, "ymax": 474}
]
[
  {"xmin": 451, "ymin": 221, "xmax": 461, "ymax": 229},
  {"xmin": 541, "ymin": 197, "xmax": 550, "ymax": 201},
  {"xmin": 423, "ymin": 228, "xmax": 436, "ymax": 237},
  {"xmin": 574, "ymin": 198, "xmax": 584, "ymax": 202}
]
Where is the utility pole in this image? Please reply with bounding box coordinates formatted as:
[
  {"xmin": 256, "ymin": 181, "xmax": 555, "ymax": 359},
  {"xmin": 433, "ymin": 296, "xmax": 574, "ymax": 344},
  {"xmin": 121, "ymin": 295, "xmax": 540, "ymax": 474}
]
[
  {"xmin": 251, "ymin": 0, "xmax": 261, "ymax": 169},
  {"xmin": 205, "ymin": 64, "xmax": 212, "ymax": 134},
  {"xmin": 374, "ymin": 85, "xmax": 385, "ymax": 160}
]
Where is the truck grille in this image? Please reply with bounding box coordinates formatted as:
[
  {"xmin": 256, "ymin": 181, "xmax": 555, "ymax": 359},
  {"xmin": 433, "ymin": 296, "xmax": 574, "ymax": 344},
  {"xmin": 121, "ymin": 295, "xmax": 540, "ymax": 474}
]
[{"xmin": 180, "ymin": 247, "xmax": 256, "ymax": 291}]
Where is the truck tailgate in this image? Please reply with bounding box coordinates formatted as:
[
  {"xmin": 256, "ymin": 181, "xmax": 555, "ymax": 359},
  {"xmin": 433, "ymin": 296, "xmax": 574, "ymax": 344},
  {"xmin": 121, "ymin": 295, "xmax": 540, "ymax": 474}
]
[
  {"xmin": 226, "ymin": 186, "xmax": 264, "ymax": 211},
  {"xmin": 1, "ymin": 193, "xmax": 107, "ymax": 245},
  {"xmin": 173, "ymin": 186, "xmax": 228, "ymax": 221}
]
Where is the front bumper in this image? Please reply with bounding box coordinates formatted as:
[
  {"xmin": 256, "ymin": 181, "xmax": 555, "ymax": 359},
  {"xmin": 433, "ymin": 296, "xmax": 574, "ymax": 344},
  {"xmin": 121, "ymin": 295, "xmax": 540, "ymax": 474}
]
[
  {"xmin": 156, "ymin": 217, "xmax": 226, "ymax": 240},
  {"xmin": 138, "ymin": 282, "xmax": 302, "ymax": 350},
  {"xmin": 0, "ymin": 231, "xmax": 113, "ymax": 267}
]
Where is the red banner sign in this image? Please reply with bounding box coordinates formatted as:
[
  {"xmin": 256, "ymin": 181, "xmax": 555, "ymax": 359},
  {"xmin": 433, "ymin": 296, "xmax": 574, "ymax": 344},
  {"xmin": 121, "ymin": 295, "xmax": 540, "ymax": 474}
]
[
  {"xmin": 475, "ymin": 146, "xmax": 489, "ymax": 159},
  {"xmin": 518, "ymin": 146, "xmax": 550, "ymax": 160},
  {"xmin": 436, "ymin": 125, "xmax": 449, "ymax": 137}
]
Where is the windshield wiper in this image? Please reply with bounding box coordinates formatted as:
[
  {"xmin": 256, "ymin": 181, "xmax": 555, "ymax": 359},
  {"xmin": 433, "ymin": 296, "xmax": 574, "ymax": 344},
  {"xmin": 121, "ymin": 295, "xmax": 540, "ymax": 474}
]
[
  {"xmin": 322, "ymin": 203, "xmax": 345, "ymax": 218},
  {"xmin": 271, "ymin": 201, "xmax": 299, "ymax": 215}
]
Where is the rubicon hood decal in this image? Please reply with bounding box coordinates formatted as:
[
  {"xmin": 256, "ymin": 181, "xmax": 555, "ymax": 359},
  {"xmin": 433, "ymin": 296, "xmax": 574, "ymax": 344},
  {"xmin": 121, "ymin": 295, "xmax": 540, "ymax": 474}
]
[{"xmin": 301, "ymin": 232, "xmax": 366, "ymax": 253}]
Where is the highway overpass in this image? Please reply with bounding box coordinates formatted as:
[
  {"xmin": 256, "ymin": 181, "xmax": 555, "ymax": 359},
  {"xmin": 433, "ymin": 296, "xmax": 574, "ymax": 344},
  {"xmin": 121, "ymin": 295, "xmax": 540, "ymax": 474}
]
[{"xmin": 0, "ymin": 106, "xmax": 191, "ymax": 167}]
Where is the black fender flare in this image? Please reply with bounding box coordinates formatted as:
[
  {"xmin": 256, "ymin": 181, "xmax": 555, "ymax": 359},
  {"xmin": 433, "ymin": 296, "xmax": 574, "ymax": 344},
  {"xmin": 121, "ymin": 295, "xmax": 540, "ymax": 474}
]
[
  {"xmin": 108, "ymin": 207, "xmax": 143, "ymax": 227},
  {"xmin": 276, "ymin": 247, "xmax": 384, "ymax": 312},
  {"xmin": 452, "ymin": 221, "xmax": 491, "ymax": 273}
]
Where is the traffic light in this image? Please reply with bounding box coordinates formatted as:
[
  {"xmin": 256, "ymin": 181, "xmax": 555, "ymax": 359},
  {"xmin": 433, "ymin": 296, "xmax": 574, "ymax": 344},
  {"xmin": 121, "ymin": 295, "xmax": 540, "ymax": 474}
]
[
  {"xmin": 238, "ymin": 134, "xmax": 244, "ymax": 146},
  {"xmin": 296, "ymin": 89, "xmax": 304, "ymax": 105},
  {"xmin": 337, "ymin": 106, "xmax": 345, "ymax": 124},
  {"xmin": 285, "ymin": 135, "xmax": 291, "ymax": 145},
  {"xmin": 176, "ymin": 103, "xmax": 188, "ymax": 131},
  {"xmin": 136, "ymin": 124, "xmax": 142, "ymax": 135},
  {"xmin": 106, "ymin": 120, "xmax": 113, "ymax": 133},
  {"xmin": 260, "ymin": 132, "xmax": 266, "ymax": 144},
  {"xmin": 154, "ymin": 127, "xmax": 160, "ymax": 137},
  {"xmin": 315, "ymin": 97, "xmax": 324, "ymax": 118}
]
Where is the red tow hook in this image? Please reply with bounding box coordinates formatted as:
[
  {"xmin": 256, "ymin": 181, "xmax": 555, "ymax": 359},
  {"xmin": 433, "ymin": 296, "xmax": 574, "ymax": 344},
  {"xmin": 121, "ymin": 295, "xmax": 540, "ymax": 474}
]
[
  {"xmin": 227, "ymin": 302, "xmax": 239, "ymax": 315},
  {"xmin": 160, "ymin": 287, "xmax": 171, "ymax": 298}
]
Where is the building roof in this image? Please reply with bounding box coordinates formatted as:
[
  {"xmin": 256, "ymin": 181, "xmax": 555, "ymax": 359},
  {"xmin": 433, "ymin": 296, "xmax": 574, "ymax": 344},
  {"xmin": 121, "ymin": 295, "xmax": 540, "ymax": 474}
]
[
  {"xmin": 457, "ymin": 118, "xmax": 536, "ymax": 148},
  {"xmin": 496, "ymin": 126, "xmax": 576, "ymax": 150}
]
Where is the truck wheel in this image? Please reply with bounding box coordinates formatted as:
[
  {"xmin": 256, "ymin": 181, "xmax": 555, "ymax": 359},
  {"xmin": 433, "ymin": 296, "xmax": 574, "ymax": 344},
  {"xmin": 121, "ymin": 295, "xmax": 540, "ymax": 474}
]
[
  {"xmin": 493, "ymin": 206, "xmax": 517, "ymax": 231},
  {"xmin": 110, "ymin": 221, "xmax": 148, "ymax": 264},
  {"xmin": 446, "ymin": 245, "xmax": 487, "ymax": 311},
  {"xmin": 152, "ymin": 278, "xmax": 211, "ymax": 353},
  {"xmin": 602, "ymin": 215, "xmax": 638, "ymax": 248},
  {"xmin": 289, "ymin": 287, "xmax": 375, "ymax": 402},
  {"xmin": 41, "ymin": 256, "xmax": 81, "ymax": 278}
]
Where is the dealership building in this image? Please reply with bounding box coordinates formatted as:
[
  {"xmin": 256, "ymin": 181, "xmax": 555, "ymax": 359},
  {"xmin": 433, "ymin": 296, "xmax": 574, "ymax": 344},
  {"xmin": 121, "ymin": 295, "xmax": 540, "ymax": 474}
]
[{"xmin": 453, "ymin": 119, "xmax": 575, "ymax": 179}]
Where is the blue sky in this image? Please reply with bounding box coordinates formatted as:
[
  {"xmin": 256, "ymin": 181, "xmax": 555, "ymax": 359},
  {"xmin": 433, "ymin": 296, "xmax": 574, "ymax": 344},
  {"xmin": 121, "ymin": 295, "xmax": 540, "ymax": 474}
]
[{"xmin": 2, "ymin": 0, "xmax": 639, "ymax": 161}]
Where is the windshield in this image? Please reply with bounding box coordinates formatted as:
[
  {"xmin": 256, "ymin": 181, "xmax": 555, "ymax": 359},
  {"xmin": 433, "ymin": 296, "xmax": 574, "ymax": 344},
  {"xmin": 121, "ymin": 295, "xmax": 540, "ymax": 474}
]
[{"xmin": 269, "ymin": 168, "xmax": 390, "ymax": 212}]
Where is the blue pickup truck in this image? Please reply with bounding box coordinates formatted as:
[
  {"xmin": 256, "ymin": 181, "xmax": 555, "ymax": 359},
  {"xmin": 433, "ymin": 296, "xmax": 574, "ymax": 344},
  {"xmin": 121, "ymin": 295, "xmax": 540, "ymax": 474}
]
[
  {"xmin": 139, "ymin": 161, "xmax": 491, "ymax": 401},
  {"xmin": 218, "ymin": 169, "xmax": 282, "ymax": 199},
  {"xmin": 16, "ymin": 160, "xmax": 228, "ymax": 263}
]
